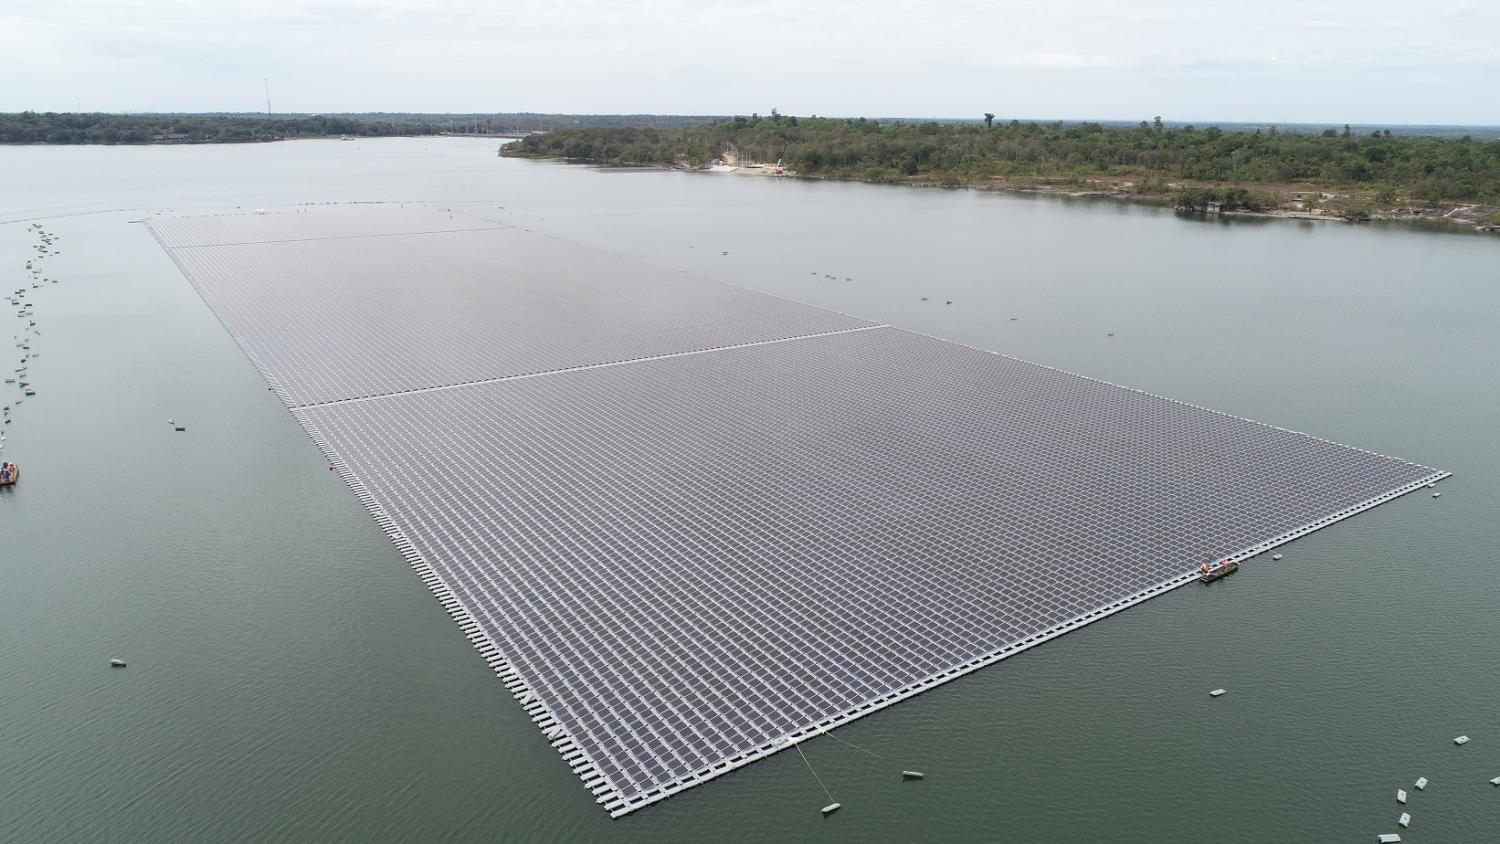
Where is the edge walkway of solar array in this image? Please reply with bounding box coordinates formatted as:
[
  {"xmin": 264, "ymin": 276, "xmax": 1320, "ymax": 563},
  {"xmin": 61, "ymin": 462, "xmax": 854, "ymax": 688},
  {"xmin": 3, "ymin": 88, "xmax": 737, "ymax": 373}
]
[{"xmin": 146, "ymin": 205, "xmax": 1448, "ymax": 817}]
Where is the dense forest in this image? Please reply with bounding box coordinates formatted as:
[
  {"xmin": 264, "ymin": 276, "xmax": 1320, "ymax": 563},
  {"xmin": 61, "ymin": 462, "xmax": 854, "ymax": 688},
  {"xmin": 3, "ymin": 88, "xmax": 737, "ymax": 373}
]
[
  {"xmin": 506, "ymin": 115, "xmax": 1500, "ymax": 208},
  {"xmin": 0, "ymin": 112, "xmax": 441, "ymax": 144}
]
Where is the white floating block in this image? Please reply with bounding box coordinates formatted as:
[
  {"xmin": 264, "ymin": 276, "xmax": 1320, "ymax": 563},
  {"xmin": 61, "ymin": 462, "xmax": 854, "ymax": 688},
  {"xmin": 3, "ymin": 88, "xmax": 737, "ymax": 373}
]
[
  {"xmin": 1489, "ymin": 776, "xmax": 1500, "ymax": 786},
  {"xmin": 1455, "ymin": 735, "xmax": 1470, "ymax": 745},
  {"xmin": 1377, "ymin": 835, "xmax": 1401, "ymax": 843},
  {"xmin": 1396, "ymin": 788, "xmax": 1406, "ymax": 803},
  {"xmin": 1398, "ymin": 813, "xmax": 1410, "ymax": 828},
  {"xmin": 1414, "ymin": 777, "xmax": 1428, "ymax": 790}
]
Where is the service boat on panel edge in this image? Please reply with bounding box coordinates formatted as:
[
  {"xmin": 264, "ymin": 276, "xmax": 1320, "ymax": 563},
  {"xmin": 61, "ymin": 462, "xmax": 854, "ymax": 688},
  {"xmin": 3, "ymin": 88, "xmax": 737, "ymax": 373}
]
[{"xmin": 1198, "ymin": 559, "xmax": 1238, "ymax": 583}]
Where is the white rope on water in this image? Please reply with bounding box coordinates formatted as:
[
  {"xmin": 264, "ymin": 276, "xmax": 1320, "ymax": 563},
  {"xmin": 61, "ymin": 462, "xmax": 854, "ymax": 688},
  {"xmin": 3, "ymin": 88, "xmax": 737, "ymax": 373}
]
[
  {"xmin": 794, "ymin": 741, "xmax": 835, "ymax": 804},
  {"xmin": 822, "ymin": 729, "xmax": 888, "ymax": 761}
]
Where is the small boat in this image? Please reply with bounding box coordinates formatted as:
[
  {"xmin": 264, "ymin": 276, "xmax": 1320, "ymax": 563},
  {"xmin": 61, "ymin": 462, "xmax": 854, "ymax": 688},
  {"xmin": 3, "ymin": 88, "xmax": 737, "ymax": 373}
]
[
  {"xmin": 109, "ymin": 658, "xmax": 126, "ymax": 667},
  {"xmin": 1210, "ymin": 688, "xmax": 1227, "ymax": 697},
  {"xmin": 1198, "ymin": 560, "xmax": 1238, "ymax": 583},
  {"xmin": 901, "ymin": 771, "xmax": 925, "ymax": 780},
  {"xmin": 1377, "ymin": 835, "xmax": 1401, "ymax": 843},
  {"xmin": 1454, "ymin": 735, "xmax": 1470, "ymax": 745},
  {"xmin": 1414, "ymin": 777, "xmax": 1428, "ymax": 790},
  {"xmin": 1489, "ymin": 776, "xmax": 1500, "ymax": 786},
  {"xmin": 820, "ymin": 802, "xmax": 841, "ymax": 816},
  {"xmin": 0, "ymin": 463, "xmax": 17, "ymax": 487},
  {"xmin": 1396, "ymin": 788, "xmax": 1406, "ymax": 803},
  {"xmin": 1398, "ymin": 813, "xmax": 1410, "ymax": 828}
]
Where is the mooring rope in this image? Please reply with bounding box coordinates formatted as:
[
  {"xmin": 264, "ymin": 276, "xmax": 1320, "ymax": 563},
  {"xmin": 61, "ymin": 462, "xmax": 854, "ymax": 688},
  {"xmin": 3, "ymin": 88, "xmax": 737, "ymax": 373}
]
[
  {"xmin": 794, "ymin": 741, "xmax": 835, "ymax": 803},
  {"xmin": 822, "ymin": 729, "xmax": 888, "ymax": 760}
]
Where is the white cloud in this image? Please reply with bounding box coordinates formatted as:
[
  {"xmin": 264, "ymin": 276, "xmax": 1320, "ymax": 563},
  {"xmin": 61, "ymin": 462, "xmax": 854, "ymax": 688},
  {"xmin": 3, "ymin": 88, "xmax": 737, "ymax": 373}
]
[{"xmin": 1, "ymin": 0, "xmax": 1496, "ymax": 122}]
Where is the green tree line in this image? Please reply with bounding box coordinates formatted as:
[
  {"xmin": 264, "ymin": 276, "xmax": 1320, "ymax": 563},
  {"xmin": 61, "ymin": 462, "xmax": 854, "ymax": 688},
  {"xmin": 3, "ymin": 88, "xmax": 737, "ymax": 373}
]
[
  {"xmin": 506, "ymin": 115, "xmax": 1500, "ymax": 204},
  {"xmin": 340, "ymin": 112, "xmax": 727, "ymax": 131},
  {"xmin": 0, "ymin": 112, "xmax": 441, "ymax": 145}
]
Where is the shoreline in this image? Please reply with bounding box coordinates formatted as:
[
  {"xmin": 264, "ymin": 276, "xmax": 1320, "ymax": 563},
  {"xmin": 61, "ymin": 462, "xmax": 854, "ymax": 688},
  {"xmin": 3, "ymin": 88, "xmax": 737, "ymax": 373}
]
[
  {"xmin": 503, "ymin": 151, "xmax": 1497, "ymax": 233},
  {"xmin": 737, "ymin": 167, "xmax": 1500, "ymax": 232}
]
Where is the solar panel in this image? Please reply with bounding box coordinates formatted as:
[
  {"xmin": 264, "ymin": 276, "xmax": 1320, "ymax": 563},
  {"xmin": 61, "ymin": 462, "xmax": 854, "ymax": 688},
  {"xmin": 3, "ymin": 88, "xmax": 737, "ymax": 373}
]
[
  {"xmin": 146, "ymin": 204, "xmax": 502, "ymax": 249},
  {"xmin": 149, "ymin": 207, "xmax": 873, "ymax": 406},
  {"xmin": 148, "ymin": 206, "xmax": 1446, "ymax": 817}
]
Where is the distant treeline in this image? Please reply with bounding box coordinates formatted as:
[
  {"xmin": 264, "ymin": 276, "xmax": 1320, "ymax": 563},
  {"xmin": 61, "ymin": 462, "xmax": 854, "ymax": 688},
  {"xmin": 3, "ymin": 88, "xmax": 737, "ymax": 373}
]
[
  {"xmin": 0, "ymin": 112, "xmax": 733, "ymax": 145},
  {"xmin": 0, "ymin": 112, "xmax": 441, "ymax": 144},
  {"xmin": 340, "ymin": 112, "xmax": 729, "ymax": 131},
  {"xmin": 507, "ymin": 115, "xmax": 1500, "ymax": 204}
]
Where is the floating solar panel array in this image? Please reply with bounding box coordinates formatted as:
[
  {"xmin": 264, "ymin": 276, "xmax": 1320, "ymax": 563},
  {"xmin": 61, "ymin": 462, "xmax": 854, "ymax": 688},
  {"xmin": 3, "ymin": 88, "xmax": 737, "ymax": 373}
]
[{"xmin": 147, "ymin": 205, "xmax": 1447, "ymax": 817}]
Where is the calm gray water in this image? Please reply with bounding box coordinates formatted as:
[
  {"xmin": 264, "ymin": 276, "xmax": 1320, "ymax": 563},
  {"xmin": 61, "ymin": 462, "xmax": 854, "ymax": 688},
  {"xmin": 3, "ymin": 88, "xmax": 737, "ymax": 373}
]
[{"xmin": 2, "ymin": 138, "xmax": 1496, "ymax": 842}]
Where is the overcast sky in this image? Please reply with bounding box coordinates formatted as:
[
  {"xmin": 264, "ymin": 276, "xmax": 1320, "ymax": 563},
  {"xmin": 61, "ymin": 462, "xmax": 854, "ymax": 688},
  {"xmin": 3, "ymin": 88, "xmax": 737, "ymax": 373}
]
[{"xmin": 3, "ymin": 0, "xmax": 1496, "ymax": 124}]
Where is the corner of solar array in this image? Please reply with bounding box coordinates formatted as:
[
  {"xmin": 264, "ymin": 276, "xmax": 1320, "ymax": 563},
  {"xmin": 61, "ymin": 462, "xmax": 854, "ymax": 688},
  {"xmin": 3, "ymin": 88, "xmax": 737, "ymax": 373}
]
[{"xmin": 289, "ymin": 405, "xmax": 637, "ymax": 815}]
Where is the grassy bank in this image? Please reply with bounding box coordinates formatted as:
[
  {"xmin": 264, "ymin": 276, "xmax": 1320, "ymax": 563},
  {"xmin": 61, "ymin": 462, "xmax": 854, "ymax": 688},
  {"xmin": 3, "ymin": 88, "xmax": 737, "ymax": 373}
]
[{"xmin": 505, "ymin": 116, "xmax": 1500, "ymax": 229}]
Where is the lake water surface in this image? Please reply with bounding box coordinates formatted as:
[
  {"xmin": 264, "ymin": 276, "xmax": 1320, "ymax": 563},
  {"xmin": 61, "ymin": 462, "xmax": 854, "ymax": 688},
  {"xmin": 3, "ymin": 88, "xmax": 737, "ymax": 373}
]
[{"xmin": 2, "ymin": 138, "xmax": 1497, "ymax": 842}]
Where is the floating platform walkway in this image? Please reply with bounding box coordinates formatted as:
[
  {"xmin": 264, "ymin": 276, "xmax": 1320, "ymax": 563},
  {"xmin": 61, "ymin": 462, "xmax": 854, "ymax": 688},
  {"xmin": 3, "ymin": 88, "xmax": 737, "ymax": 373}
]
[{"xmin": 146, "ymin": 204, "xmax": 1448, "ymax": 818}]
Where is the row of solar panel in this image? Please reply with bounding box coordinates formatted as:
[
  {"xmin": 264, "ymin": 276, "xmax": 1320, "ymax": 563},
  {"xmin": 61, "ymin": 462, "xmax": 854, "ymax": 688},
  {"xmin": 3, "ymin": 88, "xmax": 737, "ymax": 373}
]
[{"xmin": 156, "ymin": 206, "xmax": 1445, "ymax": 815}]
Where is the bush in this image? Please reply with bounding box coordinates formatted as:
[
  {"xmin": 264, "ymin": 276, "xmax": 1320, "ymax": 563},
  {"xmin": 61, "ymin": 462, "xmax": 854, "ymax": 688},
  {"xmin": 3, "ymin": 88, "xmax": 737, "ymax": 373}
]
[{"xmin": 507, "ymin": 118, "xmax": 1500, "ymax": 204}]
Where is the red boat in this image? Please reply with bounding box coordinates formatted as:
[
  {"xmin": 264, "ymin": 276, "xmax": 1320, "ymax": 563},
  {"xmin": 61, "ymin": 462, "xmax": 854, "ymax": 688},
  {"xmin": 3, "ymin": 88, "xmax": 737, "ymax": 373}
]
[{"xmin": 1198, "ymin": 559, "xmax": 1238, "ymax": 583}]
